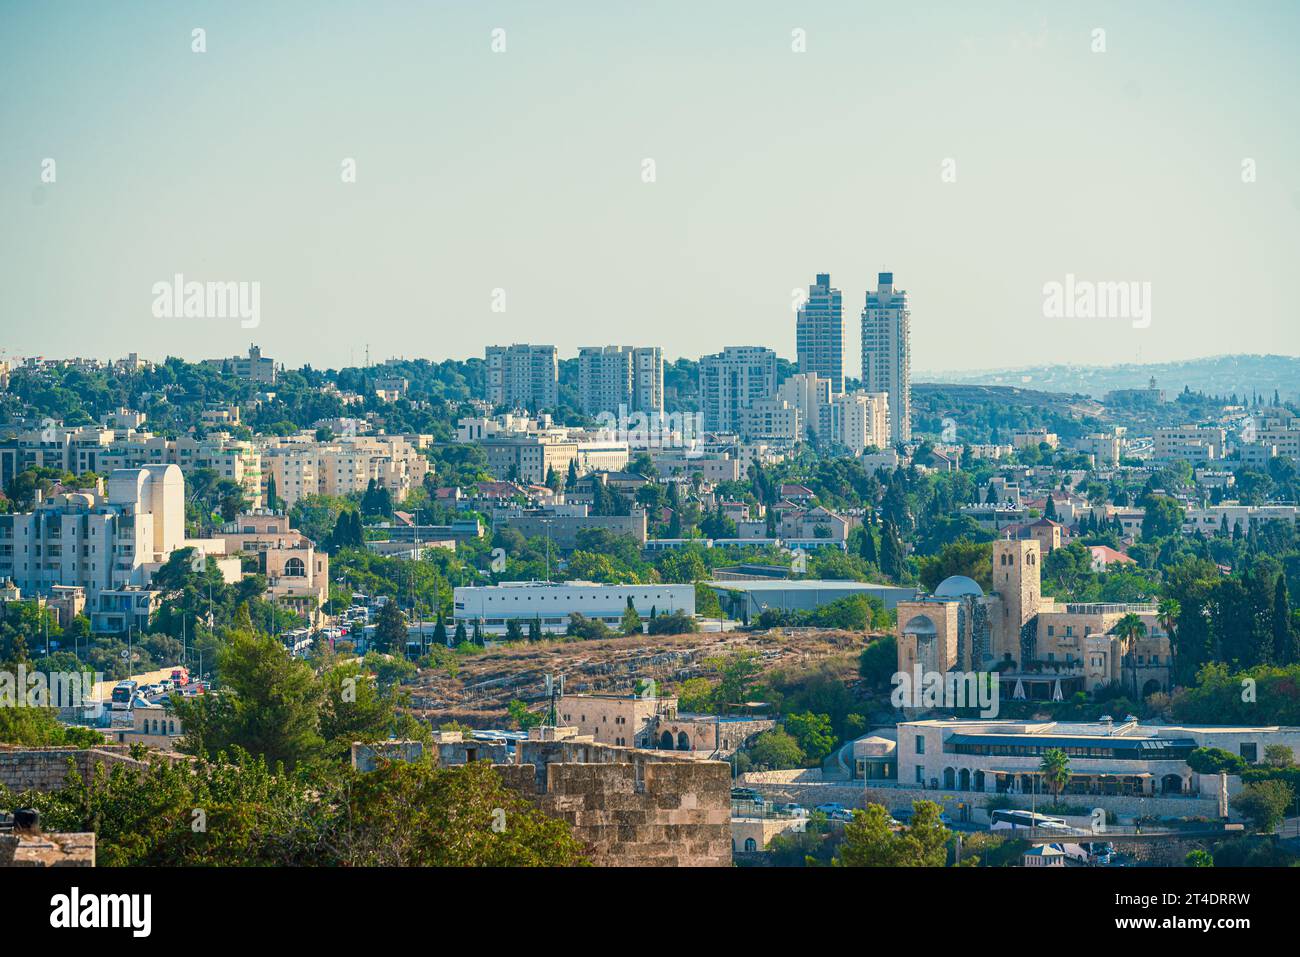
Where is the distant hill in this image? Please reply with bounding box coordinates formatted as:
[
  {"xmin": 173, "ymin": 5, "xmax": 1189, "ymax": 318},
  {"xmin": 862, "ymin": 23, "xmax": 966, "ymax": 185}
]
[{"xmin": 919, "ymin": 354, "xmax": 1300, "ymax": 401}]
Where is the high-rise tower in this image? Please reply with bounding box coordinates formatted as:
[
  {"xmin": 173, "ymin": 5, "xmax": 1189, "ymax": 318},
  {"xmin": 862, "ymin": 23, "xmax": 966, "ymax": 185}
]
[
  {"xmin": 860, "ymin": 272, "xmax": 911, "ymax": 443},
  {"xmin": 796, "ymin": 273, "xmax": 844, "ymax": 394}
]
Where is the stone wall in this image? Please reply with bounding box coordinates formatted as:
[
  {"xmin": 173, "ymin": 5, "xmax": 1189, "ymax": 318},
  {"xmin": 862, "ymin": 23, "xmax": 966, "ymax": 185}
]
[
  {"xmin": 0, "ymin": 746, "xmax": 151, "ymax": 795},
  {"xmin": 496, "ymin": 737, "xmax": 732, "ymax": 866}
]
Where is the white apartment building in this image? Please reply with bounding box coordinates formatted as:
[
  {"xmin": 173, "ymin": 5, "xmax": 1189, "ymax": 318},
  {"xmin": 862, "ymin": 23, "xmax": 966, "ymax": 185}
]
[
  {"xmin": 0, "ymin": 466, "xmax": 194, "ymax": 632},
  {"xmin": 777, "ymin": 372, "xmax": 833, "ymax": 443},
  {"xmin": 860, "ymin": 271, "xmax": 911, "ymax": 444},
  {"xmin": 1072, "ymin": 431, "xmax": 1121, "ymax": 467},
  {"xmin": 452, "ymin": 580, "xmax": 695, "ymax": 636},
  {"xmin": 1183, "ymin": 503, "xmax": 1299, "ymax": 536},
  {"xmin": 698, "ymin": 346, "xmax": 777, "ymax": 434},
  {"xmin": 738, "ymin": 397, "xmax": 801, "ymax": 443},
  {"xmin": 796, "ymin": 273, "xmax": 844, "ymax": 394},
  {"xmin": 577, "ymin": 346, "xmax": 664, "ymax": 416},
  {"xmin": 0, "ymin": 425, "xmax": 263, "ymax": 510},
  {"xmin": 1239, "ymin": 408, "xmax": 1300, "ymax": 463},
  {"xmin": 831, "ymin": 391, "xmax": 890, "ymax": 455},
  {"xmin": 485, "ymin": 344, "xmax": 559, "ymax": 411},
  {"xmin": 1153, "ymin": 425, "xmax": 1225, "ymax": 464}
]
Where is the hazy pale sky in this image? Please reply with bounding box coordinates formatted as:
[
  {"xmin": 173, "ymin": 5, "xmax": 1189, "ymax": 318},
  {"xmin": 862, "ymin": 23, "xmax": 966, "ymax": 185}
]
[{"xmin": 3, "ymin": 1, "xmax": 1298, "ymax": 374}]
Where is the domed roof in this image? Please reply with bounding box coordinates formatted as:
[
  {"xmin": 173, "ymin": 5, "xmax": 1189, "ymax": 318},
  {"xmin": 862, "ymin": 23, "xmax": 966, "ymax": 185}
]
[{"xmin": 934, "ymin": 575, "xmax": 984, "ymax": 599}]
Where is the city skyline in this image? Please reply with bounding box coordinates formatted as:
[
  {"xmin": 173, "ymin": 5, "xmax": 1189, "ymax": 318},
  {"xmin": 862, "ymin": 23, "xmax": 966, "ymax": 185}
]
[{"xmin": 4, "ymin": 2, "xmax": 1300, "ymax": 372}]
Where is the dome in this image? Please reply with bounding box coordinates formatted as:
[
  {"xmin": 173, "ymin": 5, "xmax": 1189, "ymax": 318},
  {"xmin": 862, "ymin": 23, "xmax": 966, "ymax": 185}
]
[{"xmin": 933, "ymin": 575, "xmax": 984, "ymax": 599}]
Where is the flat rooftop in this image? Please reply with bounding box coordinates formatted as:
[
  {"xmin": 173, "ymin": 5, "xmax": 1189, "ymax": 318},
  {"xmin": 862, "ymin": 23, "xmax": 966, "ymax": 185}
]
[
  {"xmin": 704, "ymin": 579, "xmax": 910, "ymax": 592},
  {"xmin": 903, "ymin": 718, "xmax": 1291, "ymax": 736}
]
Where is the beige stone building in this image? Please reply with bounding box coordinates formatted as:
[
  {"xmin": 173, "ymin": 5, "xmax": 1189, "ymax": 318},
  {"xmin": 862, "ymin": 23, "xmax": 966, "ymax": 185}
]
[
  {"xmin": 557, "ymin": 692, "xmax": 774, "ymax": 755},
  {"xmin": 258, "ymin": 434, "xmax": 429, "ymax": 507},
  {"xmin": 896, "ymin": 538, "xmax": 1172, "ymax": 701},
  {"xmin": 217, "ymin": 511, "xmax": 330, "ymax": 622}
]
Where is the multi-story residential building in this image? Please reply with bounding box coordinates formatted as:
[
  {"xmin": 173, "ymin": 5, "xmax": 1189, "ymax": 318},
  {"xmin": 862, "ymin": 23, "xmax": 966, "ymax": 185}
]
[
  {"xmin": 0, "ymin": 425, "xmax": 263, "ymax": 510},
  {"xmin": 485, "ymin": 344, "xmax": 559, "ymax": 411},
  {"xmin": 202, "ymin": 344, "xmax": 277, "ymax": 384},
  {"xmin": 257, "ymin": 434, "xmax": 429, "ymax": 508},
  {"xmin": 738, "ymin": 398, "xmax": 801, "ymax": 443},
  {"xmin": 478, "ymin": 433, "xmax": 629, "ymax": 485},
  {"xmin": 1072, "ymin": 431, "xmax": 1122, "ymax": 467},
  {"xmin": 1152, "ymin": 425, "xmax": 1226, "ymax": 464},
  {"xmin": 1239, "ymin": 407, "xmax": 1300, "ymax": 463},
  {"xmin": 777, "ymin": 372, "xmax": 833, "ymax": 443},
  {"xmin": 830, "ymin": 391, "xmax": 890, "ymax": 454},
  {"xmin": 1012, "ymin": 428, "xmax": 1059, "ymax": 450},
  {"xmin": 0, "ymin": 466, "xmax": 198, "ymax": 633},
  {"xmin": 896, "ymin": 539, "xmax": 1171, "ymax": 700},
  {"xmin": 698, "ymin": 346, "xmax": 777, "ymax": 434},
  {"xmin": 577, "ymin": 346, "xmax": 664, "ymax": 416},
  {"xmin": 648, "ymin": 451, "xmax": 741, "ymax": 483},
  {"xmin": 452, "ymin": 579, "xmax": 693, "ymax": 636},
  {"xmin": 796, "ymin": 273, "xmax": 843, "ymax": 394},
  {"xmin": 860, "ymin": 272, "xmax": 911, "ymax": 444},
  {"xmin": 1182, "ymin": 503, "xmax": 1299, "ymax": 536},
  {"xmin": 490, "ymin": 504, "xmax": 648, "ymax": 549}
]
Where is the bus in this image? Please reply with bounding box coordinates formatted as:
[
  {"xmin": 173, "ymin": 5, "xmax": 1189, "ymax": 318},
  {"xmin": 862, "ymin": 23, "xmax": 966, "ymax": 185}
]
[
  {"xmin": 990, "ymin": 809, "xmax": 1069, "ymax": 833},
  {"xmin": 110, "ymin": 680, "xmax": 138, "ymax": 711}
]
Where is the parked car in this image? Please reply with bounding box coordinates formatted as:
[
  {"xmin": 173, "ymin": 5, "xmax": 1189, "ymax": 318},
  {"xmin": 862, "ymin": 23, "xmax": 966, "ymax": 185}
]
[
  {"xmin": 774, "ymin": 803, "xmax": 808, "ymax": 818},
  {"xmin": 814, "ymin": 802, "xmax": 847, "ymax": 815},
  {"xmin": 1082, "ymin": 841, "xmax": 1114, "ymax": 865}
]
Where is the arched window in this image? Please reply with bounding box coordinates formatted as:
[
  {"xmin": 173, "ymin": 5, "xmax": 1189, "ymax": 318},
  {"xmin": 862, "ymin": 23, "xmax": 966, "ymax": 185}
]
[
  {"xmin": 284, "ymin": 557, "xmax": 306, "ymax": 577},
  {"xmin": 677, "ymin": 731, "xmax": 690, "ymax": 751},
  {"xmin": 744, "ymin": 838, "xmax": 757, "ymax": 851}
]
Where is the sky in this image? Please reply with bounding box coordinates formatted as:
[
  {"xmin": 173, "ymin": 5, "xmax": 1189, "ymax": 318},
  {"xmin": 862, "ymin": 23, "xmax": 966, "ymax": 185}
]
[{"xmin": 2, "ymin": 0, "xmax": 1299, "ymax": 375}]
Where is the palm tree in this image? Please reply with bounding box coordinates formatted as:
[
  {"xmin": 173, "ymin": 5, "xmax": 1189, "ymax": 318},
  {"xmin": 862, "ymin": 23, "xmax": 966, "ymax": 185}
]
[
  {"xmin": 1039, "ymin": 748, "xmax": 1071, "ymax": 804},
  {"xmin": 1114, "ymin": 613, "xmax": 1148, "ymax": 699},
  {"xmin": 1157, "ymin": 596, "xmax": 1180, "ymax": 688}
]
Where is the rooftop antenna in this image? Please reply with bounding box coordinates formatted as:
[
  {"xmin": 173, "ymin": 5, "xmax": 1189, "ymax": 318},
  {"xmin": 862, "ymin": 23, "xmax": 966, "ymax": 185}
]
[{"xmin": 543, "ymin": 672, "xmax": 564, "ymax": 726}]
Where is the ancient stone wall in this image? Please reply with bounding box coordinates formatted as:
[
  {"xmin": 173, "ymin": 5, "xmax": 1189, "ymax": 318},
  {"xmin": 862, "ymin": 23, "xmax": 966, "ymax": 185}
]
[
  {"xmin": 0, "ymin": 746, "xmax": 150, "ymax": 794},
  {"xmin": 496, "ymin": 739, "xmax": 732, "ymax": 866}
]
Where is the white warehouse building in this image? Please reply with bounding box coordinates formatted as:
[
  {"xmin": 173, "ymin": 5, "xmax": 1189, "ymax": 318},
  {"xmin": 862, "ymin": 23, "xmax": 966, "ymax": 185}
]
[{"xmin": 452, "ymin": 580, "xmax": 695, "ymax": 636}]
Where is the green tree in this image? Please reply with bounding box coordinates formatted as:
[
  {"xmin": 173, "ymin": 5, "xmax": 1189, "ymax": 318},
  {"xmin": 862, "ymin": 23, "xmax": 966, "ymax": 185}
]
[
  {"xmin": 507, "ymin": 698, "xmax": 542, "ymax": 730},
  {"xmin": 1231, "ymin": 780, "xmax": 1295, "ymax": 833},
  {"xmin": 373, "ymin": 600, "xmax": 407, "ymax": 655},
  {"xmin": 174, "ymin": 629, "xmax": 324, "ymax": 770},
  {"xmin": 1039, "ymin": 747, "xmax": 1071, "ymax": 802},
  {"xmin": 747, "ymin": 728, "xmax": 805, "ymax": 770},
  {"xmin": 782, "ymin": 712, "xmax": 836, "ymax": 764},
  {"xmin": 621, "ymin": 596, "xmax": 643, "ymax": 636}
]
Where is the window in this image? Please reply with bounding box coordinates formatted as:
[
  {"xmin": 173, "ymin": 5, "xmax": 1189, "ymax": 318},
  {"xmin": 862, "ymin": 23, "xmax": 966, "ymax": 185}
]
[
  {"xmin": 915, "ymin": 735, "xmax": 925, "ymax": 755},
  {"xmin": 1240, "ymin": 743, "xmax": 1258, "ymax": 763}
]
